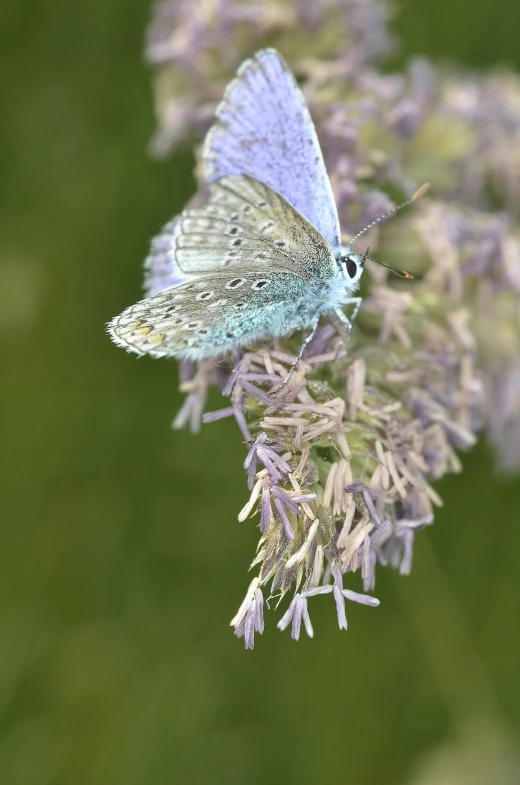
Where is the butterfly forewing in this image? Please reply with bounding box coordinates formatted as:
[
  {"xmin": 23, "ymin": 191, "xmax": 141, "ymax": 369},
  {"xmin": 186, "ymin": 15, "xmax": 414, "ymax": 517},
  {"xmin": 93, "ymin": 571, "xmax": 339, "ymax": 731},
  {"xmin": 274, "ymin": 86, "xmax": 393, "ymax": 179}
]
[
  {"xmin": 108, "ymin": 176, "xmax": 337, "ymax": 359},
  {"xmin": 203, "ymin": 49, "xmax": 341, "ymax": 249}
]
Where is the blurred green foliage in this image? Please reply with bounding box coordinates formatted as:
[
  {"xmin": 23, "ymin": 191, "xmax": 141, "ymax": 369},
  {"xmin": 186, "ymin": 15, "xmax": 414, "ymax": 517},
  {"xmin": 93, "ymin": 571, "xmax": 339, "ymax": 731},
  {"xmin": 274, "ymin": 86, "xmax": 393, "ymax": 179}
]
[{"xmin": 1, "ymin": 1, "xmax": 519, "ymax": 784}]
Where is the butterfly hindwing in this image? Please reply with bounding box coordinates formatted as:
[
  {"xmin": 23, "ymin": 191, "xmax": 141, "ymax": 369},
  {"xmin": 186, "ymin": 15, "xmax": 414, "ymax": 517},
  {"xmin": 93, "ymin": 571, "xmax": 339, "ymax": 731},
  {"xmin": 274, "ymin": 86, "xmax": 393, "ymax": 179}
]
[
  {"xmin": 109, "ymin": 270, "xmax": 312, "ymax": 359},
  {"xmin": 143, "ymin": 214, "xmax": 190, "ymax": 296},
  {"xmin": 203, "ymin": 49, "xmax": 341, "ymax": 249}
]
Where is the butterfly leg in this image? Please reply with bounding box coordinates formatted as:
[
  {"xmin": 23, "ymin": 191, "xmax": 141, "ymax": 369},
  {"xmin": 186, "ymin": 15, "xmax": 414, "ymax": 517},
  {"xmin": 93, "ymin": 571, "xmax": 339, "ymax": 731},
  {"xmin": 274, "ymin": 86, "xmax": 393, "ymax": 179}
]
[
  {"xmin": 332, "ymin": 298, "xmax": 363, "ymax": 356},
  {"xmin": 334, "ymin": 297, "xmax": 363, "ymax": 333},
  {"xmin": 334, "ymin": 308, "xmax": 352, "ymax": 333},
  {"xmin": 342, "ymin": 297, "xmax": 363, "ymax": 325},
  {"xmin": 280, "ymin": 318, "xmax": 320, "ymax": 387}
]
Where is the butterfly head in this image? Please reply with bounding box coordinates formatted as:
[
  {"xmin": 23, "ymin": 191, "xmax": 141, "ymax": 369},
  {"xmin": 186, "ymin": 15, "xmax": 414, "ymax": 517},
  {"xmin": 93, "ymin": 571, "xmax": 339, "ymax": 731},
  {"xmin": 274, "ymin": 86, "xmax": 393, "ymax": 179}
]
[{"xmin": 336, "ymin": 245, "xmax": 365, "ymax": 288}]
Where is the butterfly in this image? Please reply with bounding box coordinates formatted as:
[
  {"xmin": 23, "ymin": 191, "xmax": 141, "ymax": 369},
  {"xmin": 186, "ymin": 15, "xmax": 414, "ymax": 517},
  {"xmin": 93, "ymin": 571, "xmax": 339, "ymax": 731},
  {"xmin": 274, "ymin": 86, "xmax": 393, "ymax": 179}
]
[{"xmin": 108, "ymin": 49, "xmax": 420, "ymax": 378}]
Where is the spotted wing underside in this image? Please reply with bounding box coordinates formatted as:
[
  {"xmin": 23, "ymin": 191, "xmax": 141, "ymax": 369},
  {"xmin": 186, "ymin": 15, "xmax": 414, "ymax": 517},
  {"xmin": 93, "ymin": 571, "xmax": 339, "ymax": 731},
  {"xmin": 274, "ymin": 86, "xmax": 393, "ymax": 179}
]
[{"xmin": 108, "ymin": 175, "xmax": 336, "ymax": 359}]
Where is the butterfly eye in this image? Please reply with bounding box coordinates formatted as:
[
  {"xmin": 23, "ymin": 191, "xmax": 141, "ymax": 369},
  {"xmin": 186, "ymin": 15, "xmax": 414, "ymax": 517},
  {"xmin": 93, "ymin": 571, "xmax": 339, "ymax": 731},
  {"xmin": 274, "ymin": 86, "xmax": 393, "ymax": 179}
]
[{"xmin": 345, "ymin": 257, "xmax": 359, "ymax": 279}]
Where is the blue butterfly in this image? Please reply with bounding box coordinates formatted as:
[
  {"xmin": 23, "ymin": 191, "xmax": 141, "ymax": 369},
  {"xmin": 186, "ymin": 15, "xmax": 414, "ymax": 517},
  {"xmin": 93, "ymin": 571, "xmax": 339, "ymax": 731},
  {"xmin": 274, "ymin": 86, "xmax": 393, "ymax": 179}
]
[{"xmin": 108, "ymin": 49, "xmax": 419, "ymax": 378}]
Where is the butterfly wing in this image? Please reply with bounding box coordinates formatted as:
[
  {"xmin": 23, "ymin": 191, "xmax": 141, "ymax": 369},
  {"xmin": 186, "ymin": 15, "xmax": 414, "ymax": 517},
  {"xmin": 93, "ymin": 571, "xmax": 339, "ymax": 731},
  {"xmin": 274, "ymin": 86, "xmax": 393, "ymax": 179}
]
[
  {"xmin": 108, "ymin": 175, "xmax": 337, "ymax": 359},
  {"xmin": 203, "ymin": 49, "xmax": 341, "ymax": 249},
  {"xmin": 143, "ymin": 171, "xmax": 324, "ymax": 296},
  {"xmin": 109, "ymin": 271, "xmax": 305, "ymax": 359},
  {"xmin": 143, "ymin": 214, "xmax": 189, "ymax": 296},
  {"xmin": 173, "ymin": 175, "xmax": 335, "ymax": 279}
]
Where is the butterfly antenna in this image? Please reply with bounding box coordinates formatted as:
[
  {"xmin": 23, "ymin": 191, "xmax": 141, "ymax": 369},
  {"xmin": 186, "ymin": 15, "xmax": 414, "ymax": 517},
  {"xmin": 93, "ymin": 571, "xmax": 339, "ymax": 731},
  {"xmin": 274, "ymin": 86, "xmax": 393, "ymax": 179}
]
[
  {"xmin": 349, "ymin": 182, "xmax": 430, "ymax": 246},
  {"xmin": 362, "ymin": 247, "xmax": 415, "ymax": 279}
]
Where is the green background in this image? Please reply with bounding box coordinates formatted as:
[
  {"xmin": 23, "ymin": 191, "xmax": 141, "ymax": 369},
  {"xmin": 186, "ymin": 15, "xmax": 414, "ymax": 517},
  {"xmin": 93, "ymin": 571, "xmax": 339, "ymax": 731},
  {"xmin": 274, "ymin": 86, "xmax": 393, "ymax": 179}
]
[{"xmin": 1, "ymin": 1, "xmax": 519, "ymax": 783}]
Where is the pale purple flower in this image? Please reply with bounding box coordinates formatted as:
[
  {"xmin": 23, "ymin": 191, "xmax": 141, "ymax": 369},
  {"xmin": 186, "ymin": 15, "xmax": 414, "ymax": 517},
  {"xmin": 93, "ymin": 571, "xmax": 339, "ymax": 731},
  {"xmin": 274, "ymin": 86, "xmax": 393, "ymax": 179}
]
[
  {"xmin": 260, "ymin": 488, "xmax": 271, "ymax": 534},
  {"xmin": 231, "ymin": 581, "xmax": 264, "ymax": 650},
  {"xmin": 172, "ymin": 389, "xmax": 206, "ymax": 433},
  {"xmin": 277, "ymin": 594, "xmax": 314, "ymax": 640},
  {"xmin": 380, "ymin": 515, "xmax": 433, "ymax": 576},
  {"xmin": 331, "ymin": 566, "xmax": 380, "ymax": 630},
  {"xmin": 171, "ymin": 360, "xmax": 207, "ymax": 433},
  {"xmin": 360, "ymin": 521, "xmax": 393, "ymax": 591},
  {"xmin": 244, "ymin": 433, "xmax": 291, "ymax": 489},
  {"xmin": 269, "ymin": 486, "xmax": 316, "ymax": 540},
  {"xmin": 278, "ymin": 578, "xmax": 379, "ymax": 640},
  {"xmin": 139, "ymin": 0, "xmax": 520, "ymax": 647}
]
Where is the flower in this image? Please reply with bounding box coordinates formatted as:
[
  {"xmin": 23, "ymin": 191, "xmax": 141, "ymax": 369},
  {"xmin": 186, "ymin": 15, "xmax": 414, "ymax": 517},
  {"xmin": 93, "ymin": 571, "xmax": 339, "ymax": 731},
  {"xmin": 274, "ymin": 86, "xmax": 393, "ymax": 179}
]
[
  {"xmin": 135, "ymin": 0, "xmax": 520, "ymax": 646},
  {"xmin": 145, "ymin": 0, "xmax": 394, "ymax": 155},
  {"xmin": 230, "ymin": 578, "xmax": 265, "ymax": 649},
  {"xmin": 244, "ymin": 433, "xmax": 291, "ymax": 489},
  {"xmin": 277, "ymin": 593, "xmax": 314, "ymax": 640},
  {"xmin": 276, "ymin": 576, "xmax": 380, "ymax": 641}
]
